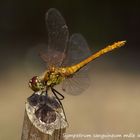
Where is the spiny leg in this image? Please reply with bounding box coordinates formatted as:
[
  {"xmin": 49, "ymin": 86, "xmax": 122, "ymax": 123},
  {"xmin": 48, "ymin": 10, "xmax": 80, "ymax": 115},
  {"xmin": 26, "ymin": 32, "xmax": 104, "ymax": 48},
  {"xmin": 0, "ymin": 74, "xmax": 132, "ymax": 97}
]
[
  {"xmin": 51, "ymin": 88, "xmax": 68, "ymax": 140},
  {"xmin": 51, "ymin": 87, "xmax": 68, "ymax": 123},
  {"xmin": 51, "ymin": 88, "xmax": 64, "ymax": 100}
]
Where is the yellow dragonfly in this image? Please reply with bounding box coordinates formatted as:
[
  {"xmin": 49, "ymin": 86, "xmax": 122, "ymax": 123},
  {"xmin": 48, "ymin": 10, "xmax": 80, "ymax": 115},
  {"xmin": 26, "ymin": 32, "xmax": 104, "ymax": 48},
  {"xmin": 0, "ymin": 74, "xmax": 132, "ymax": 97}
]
[
  {"xmin": 28, "ymin": 8, "xmax": 126, "ymax": 96},
  {"xmin": 27, "ymin": 8, "xmax": 126, "ymax": 132}
]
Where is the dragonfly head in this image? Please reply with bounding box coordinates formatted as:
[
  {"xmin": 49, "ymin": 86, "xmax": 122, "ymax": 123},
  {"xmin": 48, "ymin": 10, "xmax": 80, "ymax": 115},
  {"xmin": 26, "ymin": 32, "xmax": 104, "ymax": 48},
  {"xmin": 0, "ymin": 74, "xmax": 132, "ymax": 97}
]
[{"xmin": 29, "ymin": 76, "xmax": 45, "ymax": 92}]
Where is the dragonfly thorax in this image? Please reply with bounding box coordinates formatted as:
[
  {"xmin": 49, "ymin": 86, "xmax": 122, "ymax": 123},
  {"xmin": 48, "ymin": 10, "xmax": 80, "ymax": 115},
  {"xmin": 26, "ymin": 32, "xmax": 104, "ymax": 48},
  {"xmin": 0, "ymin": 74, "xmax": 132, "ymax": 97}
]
[{"xmin": 45, "ymin": 67, "xmax": 65, "ymax": 87}]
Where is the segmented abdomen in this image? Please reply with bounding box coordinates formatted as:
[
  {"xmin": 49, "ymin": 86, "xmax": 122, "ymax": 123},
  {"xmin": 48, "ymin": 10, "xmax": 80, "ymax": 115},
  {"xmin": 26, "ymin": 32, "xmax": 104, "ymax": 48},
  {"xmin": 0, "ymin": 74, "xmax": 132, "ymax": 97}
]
[{"xmin": 66, "ymin": 41, "xmax": 126, "ymax": 75}]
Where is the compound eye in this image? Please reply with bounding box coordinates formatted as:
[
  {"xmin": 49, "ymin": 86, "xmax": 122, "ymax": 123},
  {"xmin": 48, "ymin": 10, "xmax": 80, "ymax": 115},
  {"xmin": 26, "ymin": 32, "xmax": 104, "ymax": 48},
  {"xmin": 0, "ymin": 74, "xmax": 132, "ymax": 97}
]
[{"xmin": 31, "ymin": 76, "xmax": 38, "ymax": 84}]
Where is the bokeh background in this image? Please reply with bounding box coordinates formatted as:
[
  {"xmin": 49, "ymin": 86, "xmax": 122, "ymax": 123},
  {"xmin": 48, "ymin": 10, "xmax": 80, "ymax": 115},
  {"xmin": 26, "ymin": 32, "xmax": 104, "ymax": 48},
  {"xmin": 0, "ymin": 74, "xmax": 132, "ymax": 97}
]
[{"xmin": 0, "ymin": 0, "xmax": 140, "ymax": 140}]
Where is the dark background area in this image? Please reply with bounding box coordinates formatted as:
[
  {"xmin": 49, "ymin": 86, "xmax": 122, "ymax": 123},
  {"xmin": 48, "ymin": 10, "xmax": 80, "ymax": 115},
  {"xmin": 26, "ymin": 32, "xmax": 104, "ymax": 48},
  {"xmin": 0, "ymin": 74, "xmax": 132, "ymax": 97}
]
[
  {"xmin": 0, "ymin": 1, "xmax": 140, "ymax": 140},
  {"xmin": 0, "ymin": 0, "xmax": 140, "ymax": 74}
]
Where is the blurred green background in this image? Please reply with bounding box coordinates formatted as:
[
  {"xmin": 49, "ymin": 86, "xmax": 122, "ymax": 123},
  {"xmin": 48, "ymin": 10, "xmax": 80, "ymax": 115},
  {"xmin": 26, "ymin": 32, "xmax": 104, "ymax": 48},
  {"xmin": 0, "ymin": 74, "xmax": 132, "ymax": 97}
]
[{"xmin": 0, "ymin": 0, "xmax": 140, "ymax": 140}]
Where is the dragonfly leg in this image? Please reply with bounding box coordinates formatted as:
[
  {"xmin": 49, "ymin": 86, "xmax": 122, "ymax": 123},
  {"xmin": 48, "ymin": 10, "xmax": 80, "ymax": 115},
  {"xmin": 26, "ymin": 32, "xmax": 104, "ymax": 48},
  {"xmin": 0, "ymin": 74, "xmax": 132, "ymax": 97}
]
[
  {"xmin": 51, "ymin": 87, "xmax": 68, "ymax": 124},
  {"xmin": 51, "ymin": 88, "xmax": 64, "ymax": 100}
]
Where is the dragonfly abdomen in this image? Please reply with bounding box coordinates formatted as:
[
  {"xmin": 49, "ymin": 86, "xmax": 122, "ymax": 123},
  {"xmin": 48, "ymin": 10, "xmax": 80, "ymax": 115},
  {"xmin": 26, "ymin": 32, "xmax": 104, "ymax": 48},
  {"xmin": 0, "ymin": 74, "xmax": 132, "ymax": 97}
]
[
  {"xmin": 65, "ymin": 65, "xmax": 81, "ymax": 74},
  {"xmin": 66, "ymin": 41, "xmax": 126, "ymax": 75}
]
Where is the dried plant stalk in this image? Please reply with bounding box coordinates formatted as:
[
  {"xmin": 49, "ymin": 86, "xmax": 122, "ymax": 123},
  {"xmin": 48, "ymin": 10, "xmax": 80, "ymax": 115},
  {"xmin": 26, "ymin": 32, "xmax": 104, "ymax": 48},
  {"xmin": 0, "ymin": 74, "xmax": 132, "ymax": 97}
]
[
  {"xmin": 21, "ymin": 92, "xmax": 68, "ymax": 140},
  {"xmin": 21, "ymin": 110, "xmax": 66, "ymax": 140}
]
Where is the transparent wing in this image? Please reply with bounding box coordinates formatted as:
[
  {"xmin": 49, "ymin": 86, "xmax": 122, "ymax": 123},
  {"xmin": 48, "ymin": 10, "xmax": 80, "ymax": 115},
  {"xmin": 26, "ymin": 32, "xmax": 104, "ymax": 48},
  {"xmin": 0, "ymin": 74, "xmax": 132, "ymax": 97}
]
[
  {"xmin": 61, "ymin": 34, "xmax": 91, "ymax": 95},
  {"xmin": 24, "ymin": 44, "xmax": 47, "ymax": 77},
  {"xmin": 62, "ymin": 67, "xmax": 90, "ymax": 95},
  {"xmin": 62, "ymin": 33, "xmax": 91, "ymax": 66},
  {"xmin": 40, "ymin": 8, "xmax": 69, "ymax": 67}
]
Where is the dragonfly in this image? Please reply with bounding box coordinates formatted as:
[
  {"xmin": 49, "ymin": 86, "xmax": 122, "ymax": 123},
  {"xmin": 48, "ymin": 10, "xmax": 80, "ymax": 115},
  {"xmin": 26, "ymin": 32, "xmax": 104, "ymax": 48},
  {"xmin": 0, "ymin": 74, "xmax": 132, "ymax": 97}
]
[{"xmin": 27, "ymin": 8, "xmax": 126, "ymax": 134}]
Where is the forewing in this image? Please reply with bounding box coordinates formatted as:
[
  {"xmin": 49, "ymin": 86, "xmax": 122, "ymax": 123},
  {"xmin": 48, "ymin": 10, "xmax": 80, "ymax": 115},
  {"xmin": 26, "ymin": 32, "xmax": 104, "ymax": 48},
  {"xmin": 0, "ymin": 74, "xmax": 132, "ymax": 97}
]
[
  {"xmin": 40, "ymin": 8, "xmax": 69, "ymax": 67},
  {"xmin": 24, "ymin": 44, "xmax": 47, "ymax": 76},
  {"xmin": 62, "ymin": 34, "xmax": 91, "ymax": 95}
]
